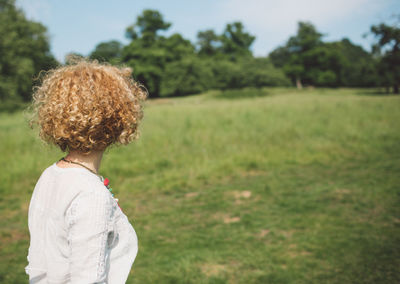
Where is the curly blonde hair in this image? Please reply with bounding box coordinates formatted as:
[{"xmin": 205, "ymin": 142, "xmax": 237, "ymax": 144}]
[{"xmin": 30, "ymin": 60, "xmax": 147, "ymax": 154}]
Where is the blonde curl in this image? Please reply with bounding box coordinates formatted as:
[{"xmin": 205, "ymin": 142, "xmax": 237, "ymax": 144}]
[{"xmin": 29, "ymin": 59, "xmax": 147, "ymax": 154}]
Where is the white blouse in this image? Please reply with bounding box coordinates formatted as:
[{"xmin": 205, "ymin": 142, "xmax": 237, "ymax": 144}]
[{"xmin": 25, "ymin": 163, "xmax": 138, "ymax": 283}]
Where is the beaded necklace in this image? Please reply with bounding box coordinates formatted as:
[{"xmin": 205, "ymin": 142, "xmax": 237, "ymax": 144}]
[{"xmin": 60, "ymin": 157, "xmax": 121, "ymax": 209}]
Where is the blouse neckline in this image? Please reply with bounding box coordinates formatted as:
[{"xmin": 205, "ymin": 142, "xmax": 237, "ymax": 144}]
[{"xmin": 52, "ymin": 162, "xmax": 97, "ymax": 176}]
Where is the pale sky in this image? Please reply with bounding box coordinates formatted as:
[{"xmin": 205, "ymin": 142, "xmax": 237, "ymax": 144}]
[{"xmin": 16, "ymin": 0, "xmax": 400, "ymax": 62}]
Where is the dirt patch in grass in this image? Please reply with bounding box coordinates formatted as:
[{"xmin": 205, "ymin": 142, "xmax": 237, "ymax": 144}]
[
  {"xmin": 212, "ymin": 212, "xmax": 241, "ymax": 224},
  {"xmin": 277, "ymin": 229, "xmax": 297, "ymax": 239},
  {"xmin": 200, "ymin": 263, "xmax": 228, "ymax": 277},
  {"xmin": 199, "ymin": 261, "xmax": 241, "ymax": 280},
  {"xmin": 233, "ymin": 190, "xmax": 252, "ymax": 199},
  {"xmin": 0, "ymin": 228, "xmax": 28, "ymax": 249},
  {"xmin": 225, "ymin": 190, "xmax": 254, "ymax": 205},
  {"xmin": 224, "ymin": 216, "xmax": 241, "ymax": 224},
  {"xmin": 258, "ymin": 229, "xmax": 271, "ymax": 238},
  {"xmin": 20, "ymin": 201, "xmax": 29, "ymax": 213},
  {"xmin": 185, "ymin": 192, "xmax": 199, "ymax": 198},
  {"xmin": 332, "ymin": 188, "xmax": 352, "ymax": 201},
  {"xmin": 286, "ymin": 243, "xmax": 312, "ymax": 258}
]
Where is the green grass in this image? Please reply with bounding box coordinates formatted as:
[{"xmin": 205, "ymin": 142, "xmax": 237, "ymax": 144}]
[{"xmin": 0, "ymin": 88, "xmax": 399, "ymax": 283}]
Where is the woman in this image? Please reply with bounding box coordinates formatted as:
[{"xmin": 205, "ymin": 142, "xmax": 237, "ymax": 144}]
[{"xmin": 25, "ymin": 60, "xmax": 147, "ymax": 283}]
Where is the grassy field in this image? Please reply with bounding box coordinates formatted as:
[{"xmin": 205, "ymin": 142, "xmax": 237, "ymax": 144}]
[{"xmin": 0, "ymin": 88, "xmax": 399, "ymax": 283}]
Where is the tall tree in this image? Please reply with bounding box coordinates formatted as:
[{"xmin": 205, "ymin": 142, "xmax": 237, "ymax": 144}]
[
  {"xmin": 123, "ymin": 10, "xmax": 172, "ymax": 96},
  {"xmin": 125, "ymin": 9, "xmax": 171, "ymax": 46},
  {"xmin": 270, "ymin": 22, "xmax": 323, "ymax": 88},
  {"xmin": 123, "ymin": 10, "xmax": 199, "ymax": 97},
  {"xmin": 161, "ymin": 33, "xmax": 195, "ymax": 62},
  {"xmin": 89, "ymin": 40, "xmax": 123, "ymax": 64},
  {"xmin": 370, "ymin": 21, "xmax": 400, "ymax": 93},
  {"xmin": 160, "ymin": 55, "xmax": 213, "ymax": 97},
  {"xmin": 197, "ymin": 29, "xmax": 221, "ymax": 56},
  {"xmin": 221, "ymin": 22, "xmax": 255, "ymax": 60},
  {"xmin": 0, "ymin": 0, "xmax": 57, "ymax": 102},
  {"xmin": 327, "ymin": 39, "xmax": 378, "ymax": 87},
  {"xmin": 287, "ymin": 22, "xmax": 323, "ymax": 52}
]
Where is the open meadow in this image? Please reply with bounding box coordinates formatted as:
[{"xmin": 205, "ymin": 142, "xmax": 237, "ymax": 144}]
[{"xmin": 0, "ymin": 88, "xmax": 399, "ymax": 283}]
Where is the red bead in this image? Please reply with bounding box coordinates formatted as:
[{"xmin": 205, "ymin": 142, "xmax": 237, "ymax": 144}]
[{"xmin": 103, "ymin": 178, "xmax": 110, "ymax": 187}]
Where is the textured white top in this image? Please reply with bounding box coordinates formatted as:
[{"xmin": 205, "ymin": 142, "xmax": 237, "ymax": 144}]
[{"xmin": 25, "ymin": 163, "xmax": 138, "ymax": 283}]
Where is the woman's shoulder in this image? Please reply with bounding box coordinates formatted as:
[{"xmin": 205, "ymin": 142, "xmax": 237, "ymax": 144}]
[
  {"xmin": 38, "ymin": 162, "xmax": 108, "ymax": 197},
  {"xmin": 29, "ymin": 163, "xmax": 112, "ymax": 219}
]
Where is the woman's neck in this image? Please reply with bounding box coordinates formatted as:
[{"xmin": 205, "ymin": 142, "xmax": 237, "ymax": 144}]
[{"xmin": 60, "ymin": 150, "xmax": 104, "ymax": 174}]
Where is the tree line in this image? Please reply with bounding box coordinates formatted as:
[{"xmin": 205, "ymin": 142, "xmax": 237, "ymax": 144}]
[{"xmin": 1, "ymin": 0, "xmax": 399, "ymax": 105}]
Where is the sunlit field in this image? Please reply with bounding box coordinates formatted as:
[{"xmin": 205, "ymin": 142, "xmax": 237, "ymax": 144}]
[{"xmin": 0, "ymin": 88, "xmax": 399, "ymax": 283}]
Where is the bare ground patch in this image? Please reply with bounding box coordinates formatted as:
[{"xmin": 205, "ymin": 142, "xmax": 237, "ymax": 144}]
[
  {"xmin": 0, "ymin": 228, "xmax": 28, "ymax": 249},
  {"xmin": 225, "ymin": 190, "xmax": 255, "ymax": 205},
  {"xmin": 278, "ymin": 229, "xmax": 297, "ymax": 239},
  {"xmin": 185, "ymin": 192, "xmax": 199, "ymax": 198},
  {"xmin": 258, "ymin": 229, "xmax": 270, "ymax": 238},
  {"xmin": 332, "ymin": 188, "xmax": 352, "ymax": 201},
  {"xmin": 233, "ymin": 190, "xmax": 252, "ymax": 199},
  {"xmin": 224, "ymin": 216, "xmax": 241, "ymax": 224},
  {"xmin": 200, "ymin": 263, "xmax": 228, "ymax": 277},
  {"xmin": 212, "ymin": 212, "xmax": 241, "ymax": 224},
  {"xmin": 199, "ymin": 261, "xmax": 241, "ymax": 281}
]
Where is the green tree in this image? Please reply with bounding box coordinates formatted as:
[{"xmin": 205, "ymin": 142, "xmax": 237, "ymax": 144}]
[
  {"xmin": 299, "ymin": 44, "xmax": 342, "ymax": 87},
  {"xmin": 194, "ymin": 22, "xmax": 264, "ymax": 91},
  {"xmin": 209, "ymin": 58, "xmax": 290, "ymax": 90},
  {"xmin": 120, "ymin": 10, "xmax": 290, "ymax": 96},
  {"xmin": 89, "ymin": 40, "xmax": 123, "ymax": 64},
  {"xmin": 0, "ymin": 0, "xmax": 57, "ymax": 102},
  {"xmin": 123, "ymin": 34, "xmax": 197, "ymax": 97},
  {"xmin": 160, "ymin": 55, "xmax": 213, "ymax": 96},
  {"xmin": 125, "ymin": 9, "xmax": 171, "ymax": 46},
  {"xmin": 242, "ymin": 57, "xmax": 291, "ymax": 87},
  {"xmin": 197, "ymin": 29, "xmax": 221, "ymax": 56},
  {"xmin": 123, "ymin": 10, "xmax": 172, "ymax": 97},
  {"xmin": 269, "ymin": 22, "xmax": 378, "ymax": 88},
  {"xmin": 123, "ymin": 10, "xmax": 199, "ymax": 97},
  {"xmin": 221, "ymin": 22, "xmax": 255, "ymax": 60},
  {"xmin": 270, "ymin": 22, "xmax": 323, "ymax": 88},
  {"xmin": 123, "ymin": 40, "xmax": 165, "ymax": 97},
  {"xmin": 161, "ymin": 33, "xmax": 195, "ymax": 62},
  {"xmin": 327, "ymin": 39, "xmax": 378, "ymax": 87},
  {"xmin": 370, "ymin": 21, "xmax": 400, "ymax": 93}
]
